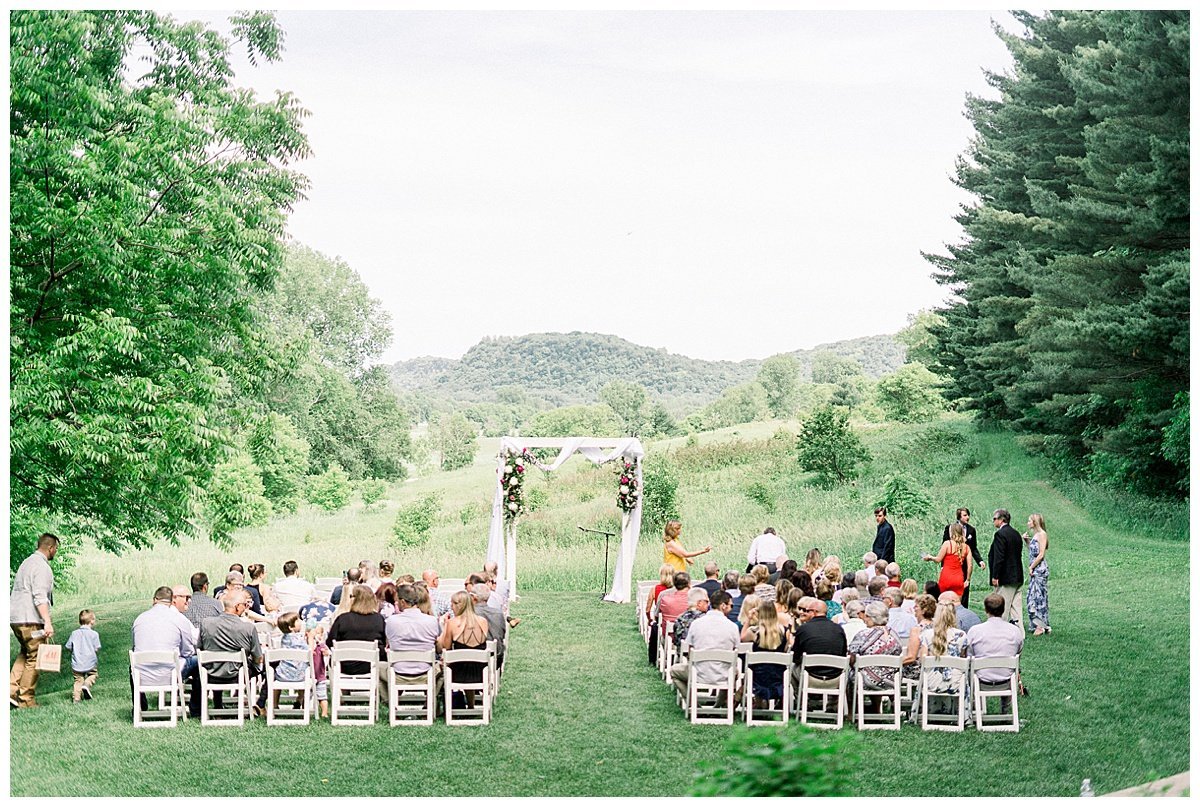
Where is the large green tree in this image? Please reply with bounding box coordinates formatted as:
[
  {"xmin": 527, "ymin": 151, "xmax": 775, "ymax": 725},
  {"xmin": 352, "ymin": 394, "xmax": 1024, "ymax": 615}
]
[
  {"xmin": 756, "ymin": 354, "xmax": 801, "ymax": 418},
  {"xmin": 10, "ymin": 10, "xmax": 310, "ymax": 561},
  {"xmin": 926, "ymin": 11, "xmax": 1189, "ymax": 494}
]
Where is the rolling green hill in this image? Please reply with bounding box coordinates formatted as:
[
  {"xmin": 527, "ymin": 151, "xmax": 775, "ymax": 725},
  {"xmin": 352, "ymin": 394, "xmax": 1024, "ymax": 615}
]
[{"xmin": 391, "ymin": 331, "xmax": 905, "ymax": 411}]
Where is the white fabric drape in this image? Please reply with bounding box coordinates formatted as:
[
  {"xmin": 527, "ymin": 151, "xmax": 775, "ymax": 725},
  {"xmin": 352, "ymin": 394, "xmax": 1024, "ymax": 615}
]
[{"xmin": 485, "ymin": 437, "xmax": 644, "ymax": 603}]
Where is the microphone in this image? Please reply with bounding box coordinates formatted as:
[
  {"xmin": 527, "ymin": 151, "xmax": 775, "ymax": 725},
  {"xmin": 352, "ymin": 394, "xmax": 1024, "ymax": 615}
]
[{"xmin": 578, "ymin": 525, "xmax": 617, "ymax": 537}]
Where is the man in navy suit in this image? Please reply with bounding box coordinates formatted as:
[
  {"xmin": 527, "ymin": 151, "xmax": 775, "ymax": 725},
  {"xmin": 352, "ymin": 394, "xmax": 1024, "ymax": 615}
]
[
  {"xmin": 871, "ymin": 507, "xmax": 895, "ymax": 564},
  {"xmin": 988, "ymin": 508, "xmax": 1025, "ymax": 634}
]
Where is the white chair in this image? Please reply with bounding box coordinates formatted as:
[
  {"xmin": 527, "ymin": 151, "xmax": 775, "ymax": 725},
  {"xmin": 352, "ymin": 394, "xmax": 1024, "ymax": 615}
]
[
  {"xmin": 687, "ymin": 648, "xmax": 738, "ymax": 725},
  {"xmin": 486, "ymin": 639, "xmax": 500, "ymax": 701},
  {"xmin": 636, "ymin": 581, "xmax": 656, "ymax": 641},
  {"xmin": 129, "ymin": 649, "xmax": 185, "ymax": 727},
  {"xmin": 742, "ymin": 651, "xmax": 792, "ymax": 725},
  {"xmin": 796, "ymin": 654, "xmax": 849, "ymax": 729},
  {"xmin": 315, "ymin": 577, "xmax": 343, "ymax": 589},
  {"xmin": 918, "ymin": 655, "xmax": 970, "ymax": 732},
  {"xmin": 440, "ymin": 578, "xmax": 466, "ymax": 594},
  {"xmin": 658, "ymin": 620, "xmax": 677, "ymax": 682},
  {"xmin": 852, "ymin": 655, "xmax": 903, "ymax": 730},
  {"xmin": 264, "ymin": 646, "xmax": 315, "ymax": 725},
  {"xmin": 971, "ymin": 656, "xmax": 1020, "ymax": 732},
  {"xmin": 443, "ymin": 648, "xmax": 492, "ymax": 725},
  {"xmin": 330, "ymin": 644, "xmax": 380, "ymax": 725},
  {"xmin": 384, "ymin": 650, "xmax": 439, "ymax": 725},
  {"xmin": 197, "ymin": 650, "xmax": 252, "ymax": 726}
]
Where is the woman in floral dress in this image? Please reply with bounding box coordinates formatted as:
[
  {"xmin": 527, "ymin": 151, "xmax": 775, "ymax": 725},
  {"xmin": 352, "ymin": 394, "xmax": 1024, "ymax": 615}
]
[{"xmin": 1024, "ymin": 513, "xmax": 1051, "ymax": 635}]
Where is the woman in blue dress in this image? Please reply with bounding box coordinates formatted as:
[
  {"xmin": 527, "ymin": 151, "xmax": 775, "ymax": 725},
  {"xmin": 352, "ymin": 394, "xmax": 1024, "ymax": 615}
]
[{"xmin": 1024, "ymin": 513, "xmax": 1051, "ymax": 635}]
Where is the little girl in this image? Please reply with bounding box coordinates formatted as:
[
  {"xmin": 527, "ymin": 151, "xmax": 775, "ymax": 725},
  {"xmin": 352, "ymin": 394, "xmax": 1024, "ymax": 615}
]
[{"xmin": 309, "ymin": 623, "xmax": 331, "ymax": 718}]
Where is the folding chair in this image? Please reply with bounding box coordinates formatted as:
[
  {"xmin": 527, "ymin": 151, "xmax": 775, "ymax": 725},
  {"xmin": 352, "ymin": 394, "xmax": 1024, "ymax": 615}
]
[
  {"xmin": 130, "ymin": 649, "xmax": 185, "ymax": 727},
  {"xmin": 658, "ymin": 619, "xmax": 676, "ymax": 682},
  {"xmin": 486, "ymin": 639, "xmax": 500, "ymax": 701},
  {"xmin": 330, "ymin": 644, "xmax": 380, "ymax": 725},
  {"xmin": 440, "ymin": 578, "xmax": 466, "ymax": 594},
  {"xmin": 971, "ymin": 656, "xmax": 1020, "ymax": 732},
  {"xmin": 918, "ymin": 655, "xmax": 970, "ymax": 732},
  {"xmin": 315, "ymin": 577, "xmax": 343, "ymax": 589},
  {"xmin": 796, "ymin": 654, "xmax": 849, "ymax": 729},
  {"xmin": 637, "ymin": 581, "xmax": 656, "ymax": 641},
  {"xmin": 197, "ymin": 650, "xmax": 251, "ymax": 726},
  {"xmin": 853, "ymin": 655, "xmax": 903, "ymax": 730},
  {"xmin": 685, "ymin": 648, "xmax": 738, "ymax": 724},
  {"xmin": 443, "ymin": 648, "xmax": 492, "ymax": 725},
  {"xmin": 384, "ymin": 650, "xmax": 438, "ymax": 726},
  {"xmin": 742, "ymin": 651, "xmax": 792, "ymax": 725},
  {"xmin": 264, "ymin": 646, "xmax": 315, "ymax": 725}
]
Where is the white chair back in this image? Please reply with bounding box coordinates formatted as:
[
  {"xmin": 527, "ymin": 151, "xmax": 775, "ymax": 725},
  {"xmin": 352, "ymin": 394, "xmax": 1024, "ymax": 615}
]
[
  {"xmin": 197, "ymin": 650, "xmax": 250, "ymax": 726},
  {"xmin": 129, "ymin": 649, "xmax": 184, "ymax": 728},
  {"xmin": 443, "ymin": 648, "xmax": 492, "ymax": 725},
  {"xmin": 687, "ymin": 648, "xmax": 738, "ymax": 725},
  {"xmin": 797, "ymin": 654, "xmax": 849, "ymax": 729},
  {"xmin": 264, "ymin": 646, "xmax": 315, "ymax": 725},
  {"xmin": 743, "ymin": 651, "xmax": 792, "ymax": 725},
  {"xmin": 385, "ymin": 649, "xmax": 438, "ymax": 726},
  {"xmin": 853, "ymin": 654, "xmax": 903, "ymax": 730},
  {"xmin": 918, "ymin": 654, "xmax": 970, "ymax": 732},
  {"xmin": 971, "ymin": 656, "xmax": 1020, "ymax": 732}
]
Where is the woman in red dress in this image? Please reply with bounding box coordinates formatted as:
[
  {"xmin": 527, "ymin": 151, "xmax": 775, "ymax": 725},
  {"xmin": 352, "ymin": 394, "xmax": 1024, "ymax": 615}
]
[{"xmin": 923, "ymin": 522, "xmax": 970, "ymax": 596}]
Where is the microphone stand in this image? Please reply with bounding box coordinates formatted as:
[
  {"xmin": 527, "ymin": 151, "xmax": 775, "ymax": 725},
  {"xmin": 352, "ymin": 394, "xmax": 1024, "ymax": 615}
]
[{"xmin": 578, "ymin": 525, "xmax": 617, "ymax": 599}]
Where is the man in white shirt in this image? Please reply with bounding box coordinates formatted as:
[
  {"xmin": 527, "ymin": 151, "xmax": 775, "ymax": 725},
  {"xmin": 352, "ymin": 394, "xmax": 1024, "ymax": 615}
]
[
  {"xmin": 669, "ymin": 591, "xmax": 741, "ymax": 701},
  {"xmin": 746, "ymin": 528, "xmax": 786, "ymax": 572},
  {"xmin": 132, "ymin": 585, "xmax": 200, "ymax": 717},
  {"xmin": 274, "ymin": 560, "xmax": 316, "ymax": 612}
]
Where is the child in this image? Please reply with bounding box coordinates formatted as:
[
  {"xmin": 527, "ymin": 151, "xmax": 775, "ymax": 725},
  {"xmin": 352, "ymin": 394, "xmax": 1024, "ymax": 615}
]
[
  {"xmin": 64, "ymin": 610, "xmax": 101, "ymax": 703},
  {"xmin": 309, "ymin": 622, "xmax": 331, "ymax": 718},
  {"xmin": 272, "ymin": 612, "xmax": 310, "ymax": 710}
]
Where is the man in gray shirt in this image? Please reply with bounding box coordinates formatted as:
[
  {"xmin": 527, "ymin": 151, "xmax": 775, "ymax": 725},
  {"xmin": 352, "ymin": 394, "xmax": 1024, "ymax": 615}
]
[
  {"xmin": 199, "ymin": 590, "xmax": 264, "ymax": 713},
  {"xmin": 471, "ymin": 584, "xmax": 507, "ymax": 670},
  {"xmin": 184, "ymin": 572, "xmax": 223, "ymax": 630},
  {"xmin": 10, "ymin": 533, "xmax": 58, "ymax": 708},
  {"xmin": 382, "ymin": 584, "xmax": 442, "ymax": 686}
]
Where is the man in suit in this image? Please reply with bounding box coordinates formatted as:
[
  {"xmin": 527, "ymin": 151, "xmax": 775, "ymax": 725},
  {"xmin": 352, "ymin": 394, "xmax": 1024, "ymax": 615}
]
[
  {"xmin": 872, "ymin": 508, "xmax": 895, "ymax": 564},
  {"xmin": 988, "ymin": 508, "xmax": 1025, "ymax": 635},
  {"xmin": 943, "ymin": 508, "xmax": 984, "ymax": 607}
]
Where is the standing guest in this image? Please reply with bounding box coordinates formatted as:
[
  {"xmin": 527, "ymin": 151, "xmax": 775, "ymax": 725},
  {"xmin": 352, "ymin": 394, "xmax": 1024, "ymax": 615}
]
[
  {"xmin": 939, "ymin": 590, "xmax": 981, "ymax": 632},
  {"xmin": 746, "ymin": 527, "xmax": 786, "ymax": 573},
  {"xmin": 330, "ymin": 567, "xmax": 363, "ymax": 607},
  {"xmin": 65, "ymin": 610, "xmax": 101, "ymax": 703},
  {"xmin": 847, "ymin": 602, "xmax": 902, "ymax": 690},
  {"xmin": 663, "ymin": 520, "xmax": 711, "ymax": 573},
  {"xmin": 883, "ymin": 588, "xmax": 918, "ymax": 642},
  {"xmin": 657, "ymin": 572, "xmax": 693, "ymax": 626},
  {"xmin": 274, "ymin": 561, "xmax": 316, "ymax": 612},
  {"xmin": 1023, "ymin": 514, "xmax": 1051, "ymax": 635},
  {"xmin": 751, "ymin": 565, "xmax": 776, "ymax": 600},
  {"xmin": 967, "ymin": 594, "xmax": 1027, "ymax": 702},
  {"xmin": 9, "ymin": 532, "xmax": 59, "ymax": 709},
  {"xmin": 672, "ymin": 588, "xmax": 711, "ymax": 648},
  {"xmin": 885, "ymin": 563, "xmax": 902, "ymax": 588},
  {"xmin": 696, "ymin": 563, "xmax": 723, "ymax": 599},
  {"xmin": 184, "ymin": 572, "xmax": 223, "ymax": 631},
  {"xmin": 133, "ymin": 586, "xmax": 201, "ymax": 717},
  {"xmin": 840, "ymin": 600, "xmax": 867, "ymax": 645},
  {"xmin": 669, "ymin": 591, "xmax": 740, "ymax": 701},
  {"xmin": 943, "ymin": 508, "xmax": 984, "ymax": 607},
  {"xmin": 923, "ymin": 522, "xmax": 970, "ymax": 597},
  {"xmin": 988, "ymin": 509, "xmax": 1026, "ymax": 633},
  {"xmin": 872, "ymin": 507, "xmax": 896, "ymax": 563},
  {"xmin": 899, "ymin": 579, "xmax": 919, "ymax": 614},
  {"xmin": 381, "ymin": 584, "xmax": 442, "ymax": 692},
  {"xmin": 200, "ymin": 589, "xmax": 266, "ymax": 715},
  {"xmin": 421, "ymin": 569, "xmax": 454, "ymax": 618},
  {"xmin": 326, "ymin": 585, "xmax": 387, "ymax": 677},
  {"xmin": 768, "ymin": 558, "xmax": 797, "ymax": 585}
]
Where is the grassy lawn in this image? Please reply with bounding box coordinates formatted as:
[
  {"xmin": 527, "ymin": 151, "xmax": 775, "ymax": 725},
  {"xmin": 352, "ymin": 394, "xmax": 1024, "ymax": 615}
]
[{"xmin": 10, "ymin": 422, "xmax": 1189, "ymax": 796}]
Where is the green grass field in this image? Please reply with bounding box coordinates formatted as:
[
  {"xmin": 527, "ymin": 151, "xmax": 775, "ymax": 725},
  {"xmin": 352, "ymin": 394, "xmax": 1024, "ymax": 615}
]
[{"xmin": 9, "ymin": 419, "xmax": 1190, "ymax": 796}]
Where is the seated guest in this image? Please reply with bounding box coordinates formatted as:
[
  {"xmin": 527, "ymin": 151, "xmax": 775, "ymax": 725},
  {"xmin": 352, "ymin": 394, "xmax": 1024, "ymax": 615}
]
[
  {"xmin": 184, "ymin": 572, "xmax": 223, "ymax": 631},
  {"xmin": 901, "ymin": 594, "xmax": 939, "ymax": 682},
  {"xmin": 816, "ymin": 579, "xmax": 841, "ymax": 621},
  {"xmin": 918, "ymin": 604, "xmax": 969, "ymax": 699},
  {"xmin": 360, "ymin": 560, "xmax": 380, "ymax": 593},
  {"xmin": 723, "ymin": 570, "xmax": 744, "ymax": 622},
  {"xmin": 170, "ymin": 585, "xmax": 200, "ymax": 644},
  {"xmin": 199, "ymin": 589, "xmax": 265, "ymax": 715},
  {"xmin": 646, "ymin": 563, "xmax": 675, "ymax": 665},
  {"xmin": 216, "ymin": 570, "xmax": 262, "ymax": 614},
  {"xmin": 299, "ymin": 597, "xmax": 336, "ymax": 629},
  {"xmin": 885, "ymin": 562, "xmax": 902, "ymax": 588},
  {"xmin": 854, "ymin": 569, "xmax": 871, "ymax": 599},
  {"xmin": 272, "ymin": 611, "xmax": 311, "ymax": 708},
  {"xmin": 924, "ymin": 580, "xmax": 941, "ymax": 599},
  {"xmin": 775, "ymin": 581, "xmax": 795, "ymax": 633},
  {"xmin": 672, "ymin": 588, "xmax": 711, "ymax": 648},
  {"xmin": 768, "ymin": 558, "xmax": 797, "ymax": 586},
  {"xmin": 470, "ymin": 583, "xmax": 507, "ymax": 666},
  {"xmin": 421, "ymin": 569, "xmax": 453, "ymax": 618},
  {"xmin": 900, "ymin": 579, "xmax": 919, "ymax": 614},
  {"xmin": 790, "ymin": 599, "xmax": 848, "ymax": 695},
  {"xmin": 372, "ymin": 560, "xmax": 396, "ymax": 592},
  {"xmin": 657, "ymin": 572, "xmax": 692, "ymax": 626},
  {"xmin": 669, "ymin": 591, "xmax": 740, "ymax": 701},
  {"xmin": 746, "ymin": 599, "xmax": 789, "ymax": 706},
  {"xmin": 696, "ymin": 562, "xmax": 723, "ymax": 599},
  {"xmin": 861, "ymin": 552, "xmax": 877, "ymax": 579},
  {"xmin": 751, "ymin": 565, "xmax": 776, "ymax": 600},
  {"xmin": 966, "ymin": 594, "xmax": 1026, "ymax": 704},
  {"xmin": 833, "ymin": 571, "xmax": 857, "ymax": 605},
  {"xmin": 438, "ymin": 590, "xmax": 489, "ymax": 709},
  {"xmin": 327, "ymin": 585, "xmax": 387, "ymax": 676},
  {"xmin": 483, "ymin": 561, "xmax": 510, "ymax": 610},
  {"xmin": 737, "ymin": 595, "xmax": 763, "ymax": 642},
  {"xmin": 841, "ymin": 600, "xmax": 867, "ymax": 645},
  {"xmin": 803, "ymin": 548, "xmax": 823, "ymax": 578},
  {"xmin": 133, "ymin": 585, "xmax": 200, "ymax": 717},
  {"xmin": 412, "ymin": 582, "xmax": 433, "ymax": 616},
  {"xmin": 874, "ymin": 559, "xmax": 888, "ymax": 579},
  {"xmin": 376, "ymin": 582, "xmax": 401, "ymax": 619},
  {"xmin": 863, "ymin": 576, "xmax": 888, "ymax": 607},
  {"xmin": 246, "ymin": 564, "xmax": 280, "ymax": 616},
  {"xmin": 832, "ymin": 588, "xmax": 858, "ymax": 625},
  {"xmin": 730, "ymin": 574, "xmax": 757, "ymax": 624},
  {"xmin": 815, "ymin": 556, "xmax": 841, "ymax": 590},
  {"xmin": 847, "ymin": 601, "xmax": 902, "ymax": 691},
  {"xmin": 940, "ymin": 590, "xmax": 981, "ymax": 632},
  {"xmin": 274, "ymin": 560, "xmax": 316, "ymax": 612},
  {"xmin": 380, "ymin": 584, "xmax": 442, "ymax": 690},
  {"xmin": 790, "ymin": 569, "xmax": 815, "ymax": 598},
  {"xmin": 793, "ymin": 596, "xmax": 818, "ymax": 628},
  {"xmin": 883, "ymin": 588, "xmax": 918, "ymax": 641},
  {"xmin": 211, "ymin": 564, "xmax": 245, "ymax": 598},
  {"xmin": 330, "ymin": 568, "xmax": 363, "ymax": 606}
]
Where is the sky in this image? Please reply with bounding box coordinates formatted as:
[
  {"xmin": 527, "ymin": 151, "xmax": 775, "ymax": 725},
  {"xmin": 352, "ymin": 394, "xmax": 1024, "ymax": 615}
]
[{"xmin": 179, "ymin": 9, "xmax": 1021, "ymax": 364}]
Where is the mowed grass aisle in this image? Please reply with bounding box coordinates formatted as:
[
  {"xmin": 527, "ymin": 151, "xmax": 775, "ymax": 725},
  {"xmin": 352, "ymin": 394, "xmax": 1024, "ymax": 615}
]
[{"xmin": 10, "ymin": 429, "xmax": 1189, "ymax": 796}]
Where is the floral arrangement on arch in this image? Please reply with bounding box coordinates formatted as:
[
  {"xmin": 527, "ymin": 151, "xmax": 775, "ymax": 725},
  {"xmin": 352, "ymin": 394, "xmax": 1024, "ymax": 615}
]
[
  {"xmin": 501, "ymin": 448, "xmax": 535, "ymax": 523},
  {"xmin": 616, "ymin": 459, "xmax": 639, "ymax": 514}
]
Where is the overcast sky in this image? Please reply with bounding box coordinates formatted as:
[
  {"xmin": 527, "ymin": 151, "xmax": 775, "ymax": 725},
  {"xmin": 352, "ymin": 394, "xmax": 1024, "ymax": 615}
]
[{"xmin": 181, "ymin": 10, "xmax": 1021, "ymax": 364}]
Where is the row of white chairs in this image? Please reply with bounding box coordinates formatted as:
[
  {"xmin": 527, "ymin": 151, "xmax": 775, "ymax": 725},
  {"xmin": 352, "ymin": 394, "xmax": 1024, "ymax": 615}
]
[{"xmin": 129, "ymin": 639, "xmax": 502, "ymax": 728}]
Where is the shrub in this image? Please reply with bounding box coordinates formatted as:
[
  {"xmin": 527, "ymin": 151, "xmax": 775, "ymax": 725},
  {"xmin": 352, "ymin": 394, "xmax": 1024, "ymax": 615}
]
[
  {"xmin": 744, "ymin": 480, "xmax": 776, "ymax": 513},
  {"xmin": 392, "ymin": 493, "xmax": 441, "ymax": 549},
  {"xmin": 526, "ymin": 485, "xmax": 549, "ymax": 513},
  {"xmin": 358, "ymin": 478, "xmax": 387, "ymax": 509},
  {"xmin": 797, "ymin": 406, "xmax": 869, "ymax": 486},
  {"xmin": 307, "ymin": 463, "xmax": 352, "ymax": 512},
  {"xmin": 640, "ymin": 455, "xmax": 680, "ymax": 532},
  {"xmin": 873, "ymin": 473, "xmax": 934, "ymax": 519},
  {"xmin": 875, "ymin": 362, "xmax": 946, "ymax": 423},
  {"xmin": 691, "ymin": 725, "xmax": 859, "ymax": 797}
]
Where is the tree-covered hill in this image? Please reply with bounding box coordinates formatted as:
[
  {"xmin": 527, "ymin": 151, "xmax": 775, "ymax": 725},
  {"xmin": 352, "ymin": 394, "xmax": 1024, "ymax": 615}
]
[{"xmin": 390, "ymin": 331, "xmax": 905, "ymax": 410}]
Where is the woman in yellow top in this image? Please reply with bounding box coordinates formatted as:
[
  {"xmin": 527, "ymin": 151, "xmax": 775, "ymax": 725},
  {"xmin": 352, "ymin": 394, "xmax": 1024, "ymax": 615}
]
[{"xmin": 662, "ymin": 520, "xmax": 711, "ymax": 572}]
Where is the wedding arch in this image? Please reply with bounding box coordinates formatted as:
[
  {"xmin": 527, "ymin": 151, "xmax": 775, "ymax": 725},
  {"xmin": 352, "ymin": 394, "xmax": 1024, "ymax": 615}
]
[{"xmin": 485, "ymin": 436, "xmax": 644, "ymax": 603}]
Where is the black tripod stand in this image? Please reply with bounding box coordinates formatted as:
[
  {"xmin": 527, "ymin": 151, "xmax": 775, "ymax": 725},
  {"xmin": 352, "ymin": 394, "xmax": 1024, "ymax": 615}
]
[{"xmin": 578, "ymin": 525, "xmax": 617, "ymax": 600}]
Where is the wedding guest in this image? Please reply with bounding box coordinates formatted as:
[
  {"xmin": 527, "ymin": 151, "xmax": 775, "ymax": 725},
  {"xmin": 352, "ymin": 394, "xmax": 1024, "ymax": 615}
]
[
  {"xmin": 663, "ymin": 520, "xmax": 711, "ymax": 573},
  {"xmin": 1023, "ymin": 514, "xmax": 1051, "ymax": 635}
]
